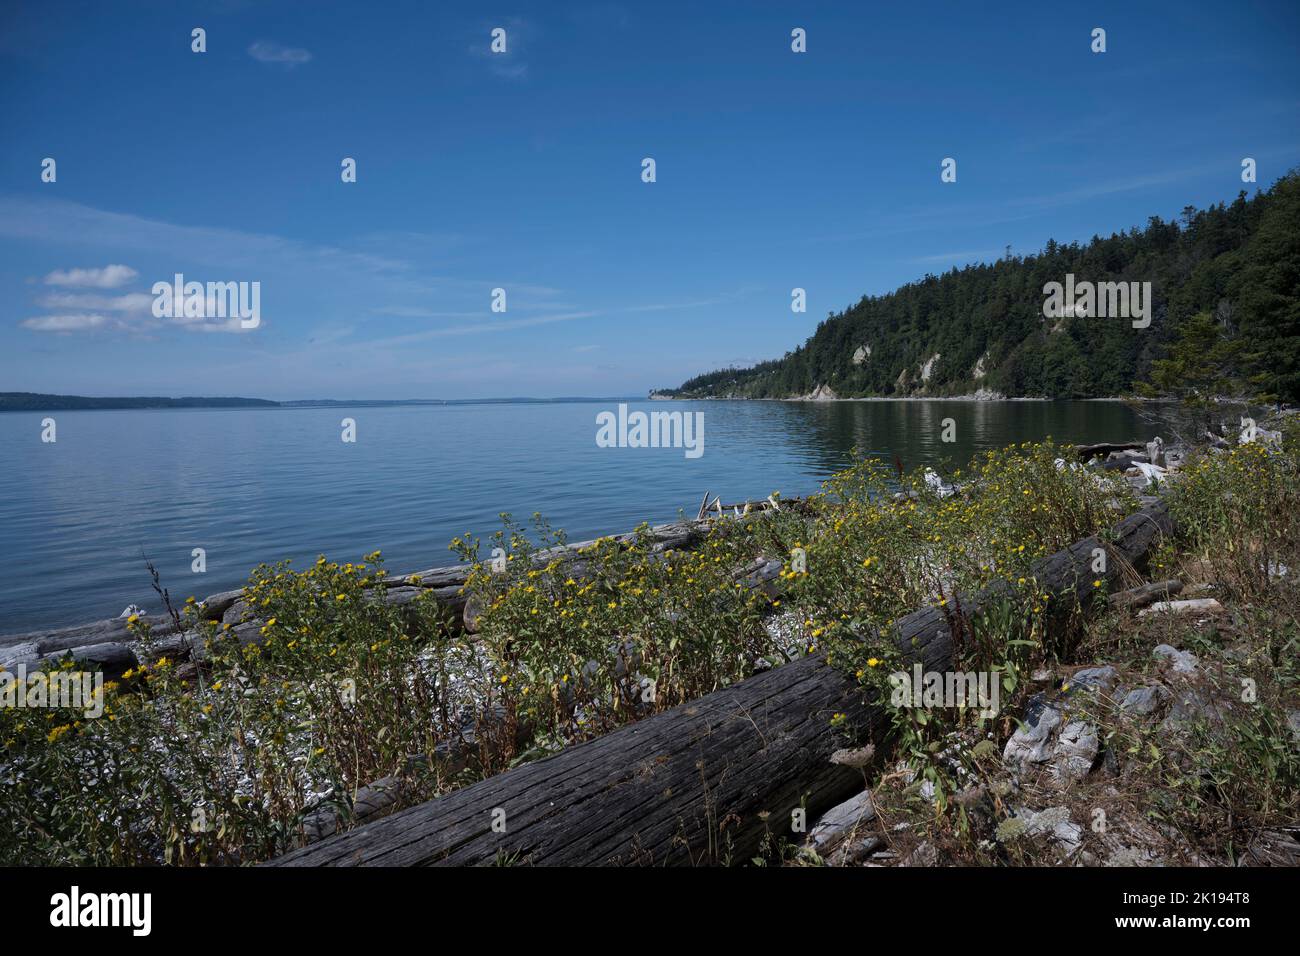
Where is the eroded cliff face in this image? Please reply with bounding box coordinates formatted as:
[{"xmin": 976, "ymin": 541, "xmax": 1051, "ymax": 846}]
[{"xmin": 802, "ymin": 383, "xmax": 839, "ymax": 402}]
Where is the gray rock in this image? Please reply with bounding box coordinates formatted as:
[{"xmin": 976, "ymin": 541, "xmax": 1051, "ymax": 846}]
[
  {"xmin": 1119, "ymin": 686, "xmax": 1165, "ymax": 716},
  {"xmin": 1163, "ymin": 686, "xmax": 1228, "ymax": 729},
  {"xmin": 1145, "ymin": 437, "xmax": 1166, "ymax": 468},
  {"xmin": 1105, "ymin": 845, "xmax": 1163, "ymax": 867},
  {"xmin": 899, "ymin": 840, "xmax": 938, "ymax": 866},
  {"xmin": 222, "ymin": 599, "xmax": 253, "ymax": 625},
  {"xmin": 1152, "ymin": 644, "xmax": 1199, "ymax": 675},
  {"xmin": 462, "ymin": 595, "xmax": 484, "ymax": 632},
  {"xmin": 1021, "ymin": 805, "xmax": 1084, "ymax": 856},
  {"xmin": 1068, "ymin": 666, "xmax": 1119, "ymax": 695},
  {"xmin": 1288, "ymin": 711, "xmax": 1300, "ymax": 745},
  {"xmin": 828, "ymin": 835, "xmax": 884, "ymax": 866},
  {"xmin": 830, "ymin": 744, "xmax": 876, "ymax": 769},
  {"xmin": 807, "ymin": 790, "xmax": 876, "ymax": 850},
  {"xmin": 1051, "ymin": 721, "xmax": 1100, "ymax": 782},
  {"xmin": 198, "ymin": 589, "xmax": 242, "ymax": 621},
  {"xmin": 1003, "ymin": 698, "xmax": 1062, "ymax": 765}
]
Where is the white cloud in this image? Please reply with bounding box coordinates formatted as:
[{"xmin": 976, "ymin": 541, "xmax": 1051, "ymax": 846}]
[
  {"xmin": 248, "ymin": 41, "xmax": 312, "ymax": 66},
  {"xmin": 43, "ymin": 264, "xmax": 138, "ymax": 288},
  {"xmin": 24, "ymin": 274, "xmax": 254, "ymax": 335},
  {"xmin": 38, "ymin": 290, "xmax": 154, "ymax": 312},
  {"xmin": 21, "ymin": 313, "xmax": 109, "ymax": 332}
]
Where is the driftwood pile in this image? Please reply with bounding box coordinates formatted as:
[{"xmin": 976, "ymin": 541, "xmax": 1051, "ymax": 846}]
[
  {"xmin": 0, "ymin": 497, "xmax": 806, "ymax": 681},
  {"xmin": 271, "ymin": 500, "xmax": 1174, "ymax": 866}
]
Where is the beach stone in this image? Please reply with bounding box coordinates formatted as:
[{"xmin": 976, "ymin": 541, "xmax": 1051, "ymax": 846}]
[
  {"xmin": 198, "ymin": 589, "xmax": 242, "ymax": 621},
  {"xmin": 222, "ymin": 599, "xmax": 253, "ymax": 625},
  {"xmin": 462, "ymin": 596, "xmax": 484, "ymax": 632}
]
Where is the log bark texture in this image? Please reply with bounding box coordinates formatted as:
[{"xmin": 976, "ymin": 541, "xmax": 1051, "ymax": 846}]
[{"xmin": 271, "ymin": 501, "xmax": 1174, "ymax": 867}]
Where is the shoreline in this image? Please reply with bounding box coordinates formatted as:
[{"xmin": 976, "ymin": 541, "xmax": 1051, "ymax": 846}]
[{"xmin": 651, "ymin": 392, "xmax": 1154, "ymax": 403}]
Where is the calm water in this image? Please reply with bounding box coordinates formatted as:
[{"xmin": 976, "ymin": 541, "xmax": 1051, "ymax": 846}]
[{"xmin": 0, "ymin": 400, "xmax": 1165, "ymax": 633}]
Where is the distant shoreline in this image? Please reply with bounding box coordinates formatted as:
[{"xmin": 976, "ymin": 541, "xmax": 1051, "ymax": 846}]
[
  {"xmin": 649, "ymin": 393, "xmax": 1153, "ymax": 404},
  {"xmin": 0, "ymin": 393, "xmax": 645, "ymax": 413}
]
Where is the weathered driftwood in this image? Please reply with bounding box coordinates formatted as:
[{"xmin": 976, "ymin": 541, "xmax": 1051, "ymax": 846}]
[
  {"xmin": 0, "ymin": 614, "xmax": 181, "ymax": 677},
  {"xmin": 1109, "ymin": 578, "xmax": 1183, "ymax": 611},
  {"xmin": 0, "ymin": 516, "xmax": 731, "ymax": 675},
  {"xmin": 1100, "ymin": 454, "xmax": 1151, "ymax": 471},
  {"xmin": 270, "ymin": 500, "xmax": 1174, "ymax": 867},
  {"xmin": 1075, "ymin": 441, "xmax": 1146, "ymax": 461}
]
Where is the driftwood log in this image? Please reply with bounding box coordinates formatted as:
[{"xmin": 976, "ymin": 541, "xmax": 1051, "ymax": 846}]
[
  {"xmin": 271, "ymin": 500, "xmax": 1174, "ymax": 867},
  {"xmin": 0, "ymin": 614, "xmax": 182, "ymax": 679},
  {"xmin": 1075, "ymin": 440, "xmax": 1146, "ymax": 461},
  {"xmin": 0, "ymin": 512, "xmax": 754, "ymax": 677}
]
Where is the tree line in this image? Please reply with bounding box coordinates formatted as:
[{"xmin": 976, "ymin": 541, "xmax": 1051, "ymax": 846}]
[{"xmin": 660, "ymin": 171, "xmax": 1299, "ymax": 404}]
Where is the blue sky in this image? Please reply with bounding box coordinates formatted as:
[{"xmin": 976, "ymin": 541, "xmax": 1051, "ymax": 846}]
[{"xmin": 1, "ymin": 0, "xmax": 1297, "ymax": 400}]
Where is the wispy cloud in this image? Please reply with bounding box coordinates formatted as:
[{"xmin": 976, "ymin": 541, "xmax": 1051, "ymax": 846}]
[
  {"xmin": 0, "ymin": 195, "xmax": 411, "ymax": 278},
  {"xmin": 0, "ymin": 195, "xmax": 570, "ymax": 344},
  {"xmin": 43, "ymin": 264, "xmax": 137, "ymax": 288},
  {"xmin": 247, "ymin": 41, "xmax": 312, "ymax": 67},
  {"xmin": 364, "ymin": 311, "xmax": 600, "ymax": 349},
  {"xmin": 36, "ymin": 289, "xmax": 155, "ymax": 314},
  {"xmin": 21, "ymin": 313, "xmax": 109, "ymax": 332}
]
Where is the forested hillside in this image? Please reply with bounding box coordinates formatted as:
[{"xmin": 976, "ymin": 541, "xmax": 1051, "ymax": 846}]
[
  {"xmin": 662, "ymin": 171, "xmax": 1300, "ymax": 403},
  {"xmin": 0, "ymin": 393, "xmax": 280, "ymax": 411}
]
